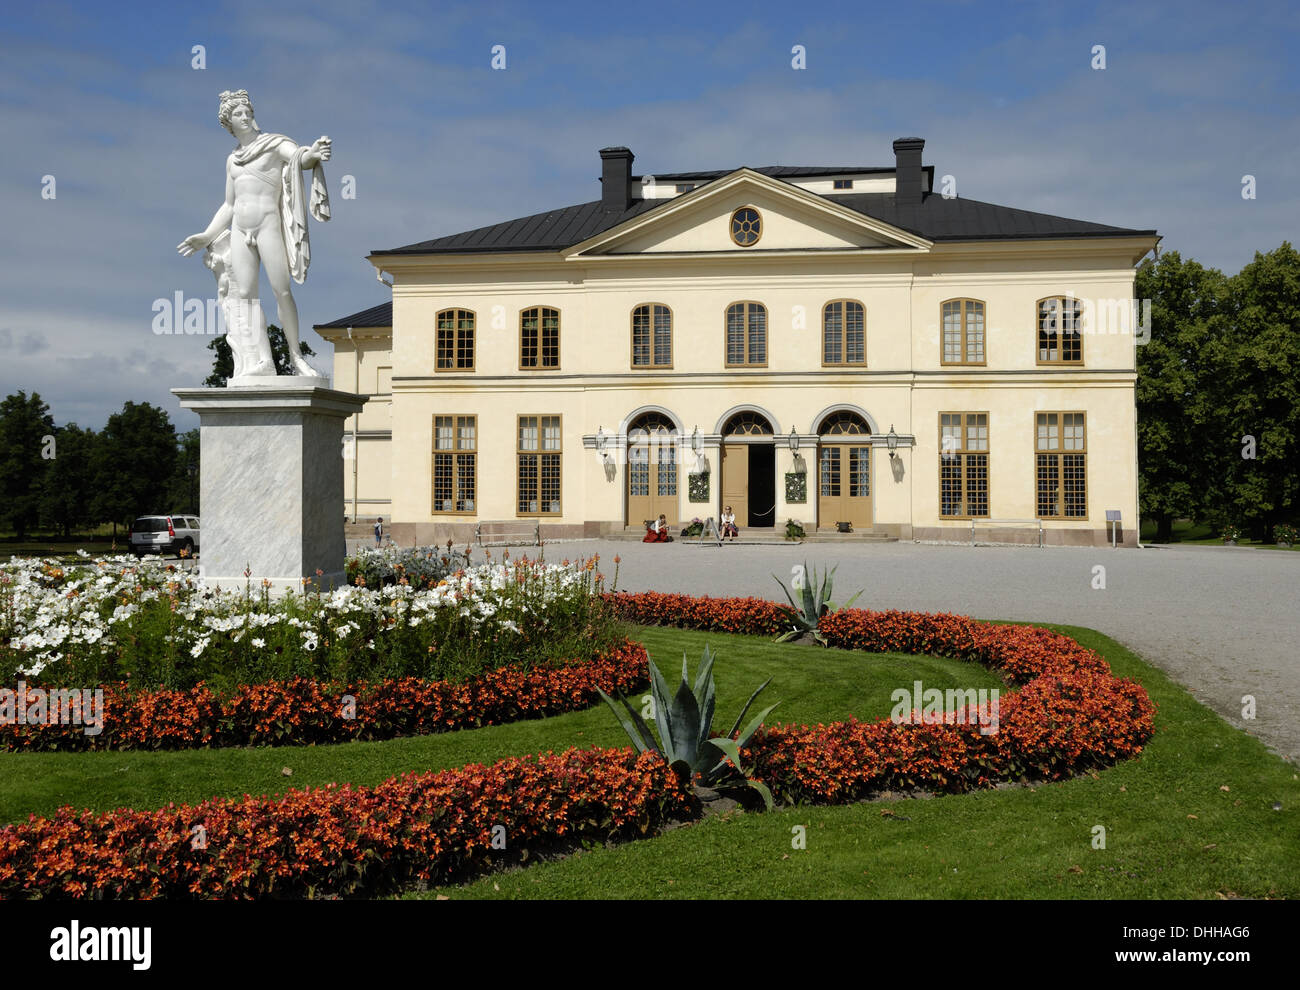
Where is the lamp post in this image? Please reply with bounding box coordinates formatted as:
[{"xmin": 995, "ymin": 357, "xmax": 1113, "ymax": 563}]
[{"xmin": 887, "ymin": 424, "xmax": 899, "ymax": 460}]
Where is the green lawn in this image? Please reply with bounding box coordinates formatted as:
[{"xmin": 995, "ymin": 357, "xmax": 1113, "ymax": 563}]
[
  {"xmin": 405, "ymin": 625, "xmax": 1299, "ymax": 900},
  {"xmin": 3, "ymin": 624, "xmax": 1296, "ymax": 899},
  {"xmin": 1140, "ymin": 518, "xmax": 1298, "ymax": 550},
  {"xmin": 0, "ymin": 628, "xmax": 1001, "ymax": 824}
]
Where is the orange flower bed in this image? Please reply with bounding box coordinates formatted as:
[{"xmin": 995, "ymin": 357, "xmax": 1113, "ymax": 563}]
[
  {"xmin": 0, "ymin": 640, "xmax": 648, "ymax": 752},
  {"xmin": 0, "ymin": 748, "xmax": 692, "ymax": 899},
  {"xmin": 0, "ymin": 596, "xmax": 1156, "ymax": 898},
  {"xmin": 607, "ymin": 593, "xmax": 1157, "ymax": 802}
]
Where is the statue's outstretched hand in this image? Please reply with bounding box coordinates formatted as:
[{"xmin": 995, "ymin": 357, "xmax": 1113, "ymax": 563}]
[
  {"xmin": 178, "ymin": 234, "xmax": 209, "ymax": 257},
  {"xmin": 310, "ymin": 136, "xmax": 332, "ymax": 163}
]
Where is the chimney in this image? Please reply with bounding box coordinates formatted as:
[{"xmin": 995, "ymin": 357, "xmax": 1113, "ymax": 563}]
[
  {"xmin": 599, "ymin": 146, "xmax": 634, "ymax": 213},
  {"xmin": 892, "ymin": 137, "xmax": 925, "ymax": 207}
]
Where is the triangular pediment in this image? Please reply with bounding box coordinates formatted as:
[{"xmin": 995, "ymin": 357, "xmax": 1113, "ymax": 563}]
[{"xmin": 565, "ymin": 169, "xmax": 931, "ymax": 258}]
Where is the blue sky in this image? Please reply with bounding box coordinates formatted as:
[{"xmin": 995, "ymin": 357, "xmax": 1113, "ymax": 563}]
[{"xmin": 1, "ymin": 0, "xmax": 1296, "ymax": 430}]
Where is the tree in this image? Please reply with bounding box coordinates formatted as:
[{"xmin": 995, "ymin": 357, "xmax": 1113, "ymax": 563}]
[
  {"xmin": 164, "ymin": 428, "xmax": 201, "ymax": 514},
  {"xmin": 90, "ymin": 402, "xmax": 179, "ymax": 532},
  {"xmin": 39, "ymin": 423, "xmax": 97, "ymax": 538},
  {"xmin": 1201, "ymin": 242, "xmax": 1300, "ymax": 540},
  {"xmin": 0, "ymin": 391, "xmax": 56, "ymax": 540},
  {"xmin": 1135, "ymin": 251, "xmax": 1228, "ymax": 541},
  {"xmin": 204, "ymin": 325, "xmax": 317, "ymax": 387}
]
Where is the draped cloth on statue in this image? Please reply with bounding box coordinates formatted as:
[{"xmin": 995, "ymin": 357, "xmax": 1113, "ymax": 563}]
[{"xmin": 232, "ymin": 133, "xmax": 331, "ymax": 284}]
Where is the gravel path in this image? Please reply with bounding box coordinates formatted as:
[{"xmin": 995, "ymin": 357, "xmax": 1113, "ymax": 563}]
[{"xmin": 559, "ymin": 539, "xmax": 1300, "ymax": 764}]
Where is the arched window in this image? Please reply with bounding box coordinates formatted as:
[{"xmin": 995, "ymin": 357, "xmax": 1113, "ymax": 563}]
[
  {"xmin": 722, "ymin": 411, "xmax": 774, "ymax": 436},
  {"xmin": 817, "ymin": 411, "xmax": 870, "ymax": 435},
  {"xmin": 942, "ymin": 299, "xmax": 985, "ymax": 365},
  {"xmin": 1037, "ymin": 297, "xmax": 1082, "ymax": 364},
  {"xmin": 823, "ymin": 300, "xmax": 866, "ymax": 366},
  {"xmin": 725, "ymin": 302, "xmax": 767, "ymax": 367},
  {"xmin": 519, "ymin": 306, "xmax": 560, "ymax": 369},
  {"xmin": 628, "ymin": 411, "xmax": 677, "ymax": 439},
  {"xmin": 631, "ymin": 304, "xmax": 672, "ymax": 368},
  {"xmin": 435, "ymin": 309, "xmax": 475, "ymax": 371}
]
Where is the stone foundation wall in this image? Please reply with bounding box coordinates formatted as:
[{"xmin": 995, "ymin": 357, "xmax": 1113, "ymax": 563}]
[{"xmin": 914, "ymin": 525, "xmax": 1137, "ymax": 548}]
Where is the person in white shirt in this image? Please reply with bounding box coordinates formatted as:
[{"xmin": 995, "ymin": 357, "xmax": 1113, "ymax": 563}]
[{"xmin": 720, "ymin": 506, "xmax": 739, "ymax": 541}]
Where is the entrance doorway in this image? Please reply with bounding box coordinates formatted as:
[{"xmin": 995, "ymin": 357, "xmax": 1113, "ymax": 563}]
[
  {"xmin": 720, "ymin": 410, "xmax": 776, "ymax": 529},
  {"xmin": 626, "ymin": 412, "xmax": 678, "ymax": 526},
  {"xmin": 816, "ymin": 411, "xmax": 873, "ymax": 530}
]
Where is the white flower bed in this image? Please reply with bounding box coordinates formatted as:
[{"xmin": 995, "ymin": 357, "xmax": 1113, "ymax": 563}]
[{"xmin": 1, "ymin": 551, "xmax": 602, "ymax": 681}]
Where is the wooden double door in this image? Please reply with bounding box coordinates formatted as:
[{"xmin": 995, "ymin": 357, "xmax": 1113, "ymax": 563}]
[
  {"xmin": 818, "ymin": 443, "xmax": 872, "ymax": 529},
  {"xmin": 627, "ymin": 443, "xmax": 678, "ymax": 526}
]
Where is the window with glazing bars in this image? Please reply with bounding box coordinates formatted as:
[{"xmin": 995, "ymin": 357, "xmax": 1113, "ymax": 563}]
[
  {"xmin": 436, "ymin": 309, "xmax": 475, "ymax": 371},
  {"xmin": 520, "ymin": 307, "xmax": 560, "ymax": 368},
  {"xmin": 1037, "ymin": 297, "xmax": 1082, "ymax": 363},
  {"xmin": 725, "ymin": 302, "xmax": 767, "ymax": 367},
  {"xmin": 517, "ymin": 415, "xmax": 562, "ymax": 515},
  {"xmin": 631, "ymin": 304, "xmax": 672, "ymax": 367},
  {"xmin": 431, "ymin": 415, "xmax": 476, "ymax": 513},
  {"xmin": 942, "ymin": 299, "xmax": 985, "ymax": 364},
  {"xmin": 1035, "ymin": 412, "xmax": 1086, "ymax": 517},
  {"xmin": 938, "ymin": 413, "xmax": 989, "ymax": 517},
  {"xmin": 823, "ymin": 300, "xmax": 866, "ymax": 365}
]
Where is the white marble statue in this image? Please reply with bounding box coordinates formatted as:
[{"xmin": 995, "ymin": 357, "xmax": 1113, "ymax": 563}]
[{"xmin": 178, "ymin": 90, "xmax": 331, "ymax": 379}]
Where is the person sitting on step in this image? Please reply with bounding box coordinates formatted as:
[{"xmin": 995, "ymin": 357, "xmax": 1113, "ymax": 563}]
[
  {"xmin": 720, "ymin": 505, "xmax": 739, "ymax": 541},
  {"xmin": 642, "ymin": 514, "xmax": 672, "ymax": 543}
]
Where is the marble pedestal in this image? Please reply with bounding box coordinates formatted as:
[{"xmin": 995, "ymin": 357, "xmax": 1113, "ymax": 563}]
[{"xmin": 173, "ymin": 379, "xmax": 366, "ymax": 594}]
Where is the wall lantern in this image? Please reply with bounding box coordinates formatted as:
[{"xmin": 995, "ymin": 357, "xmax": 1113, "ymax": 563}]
[
  {"xmin": 788, "ymin": 426, "xmax": 799, "ymax": 452},
  {"xmin": 691, "ymin": 426, "xmax": 700, "ymax": 452},
  {"xmin": 887, "ymin": 424, "xmax": 899, "ymax": 460},
  {"xmin": 596, "ymin": 425, "xmax": 610, "ymax": 463}
]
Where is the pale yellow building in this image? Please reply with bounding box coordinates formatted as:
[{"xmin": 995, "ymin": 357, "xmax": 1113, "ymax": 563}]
[{"xmin": 315, "ymin": 138, "xmax": 1157, "ymax": 547}]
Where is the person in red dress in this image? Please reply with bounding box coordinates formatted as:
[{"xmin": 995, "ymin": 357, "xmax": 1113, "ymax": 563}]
[{"xmin": 642, "ymin": 514, "xmax": 671, "ymax": 543}]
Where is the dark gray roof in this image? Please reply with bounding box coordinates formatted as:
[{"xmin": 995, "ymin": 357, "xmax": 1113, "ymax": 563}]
[
  {"xmin": 824, "ymin": 192, "xmax": 1155, "ymax": 241},
  {"xmin": 374, "ymin": 174, "xmax": 1155, "ymax": 257},
  {"xmin": 313, "ymin": 301, "xmax": 392, "ymax": 329}
]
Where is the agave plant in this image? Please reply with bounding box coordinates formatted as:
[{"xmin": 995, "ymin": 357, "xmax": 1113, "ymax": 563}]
[
  {"xmin": 598, "ymin": 645, "xmax": 777, "ymax": 809},
  {"xmin": 771, "ymin": 560, "xmax": 862, "ymax": 645}
]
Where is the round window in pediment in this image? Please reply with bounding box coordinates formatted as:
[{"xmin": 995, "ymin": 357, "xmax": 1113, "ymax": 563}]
[{"xmin": 730, "ymin": 207, "xmax": 762, "ymax": 246}]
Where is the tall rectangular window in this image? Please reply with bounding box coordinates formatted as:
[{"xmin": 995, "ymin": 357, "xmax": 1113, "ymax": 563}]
[
  {"xmin": 631, "ymin": 304, "xmax": 673, "ymax": 367},
  {"xmin": 823, "ymin": 300, "xmax": 866, "ymax": 366},
  {"xmin": 431, "ymin": 415, "xmax": 476, "ymax": 513},
  {"xmin": 941, "ymin": 299, "xmax": 985, "ymax": 365},
  {"xmin": 939, "ymin": 413, "xmax": 989, "ymax": 517},
  {"xmin": 1036, "ymin": 412, "xmax": 1087, "ymax": 518},
  {"xmin": 436, "ymin": 309, "xmax": 475, "ymax": 371},
  {"xmin": 1037, "ymin": 297, "xmax": 1083, "ymax": 364},
  {"xmin": 726, "ymin": 302, "xmax": 767, "ymax": 367},
  {"xmin": 520, "ymin": 306, "xmax": 560, "ymax": 369},
  {"xmin": 518, "ymin": 415, "xmax": 562, "ymax": 515}
]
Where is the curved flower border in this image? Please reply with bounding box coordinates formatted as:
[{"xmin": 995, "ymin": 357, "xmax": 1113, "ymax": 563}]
[
  {"xmin": 0, "ymin": 640, "xmax": 648, "ymax": 751},
  {"xmin": 605, "ymin": 593, "xmax": 1157, "ymax": 801},
  {"xmin": 0, "ymin": 596, "xmax": 1156, "ymax": 898}
]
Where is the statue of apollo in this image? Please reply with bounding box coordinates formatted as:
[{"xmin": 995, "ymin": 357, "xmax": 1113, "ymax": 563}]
[{"xmin": 178, "ymin": 90, "xmax": 332, "ymax": 379}]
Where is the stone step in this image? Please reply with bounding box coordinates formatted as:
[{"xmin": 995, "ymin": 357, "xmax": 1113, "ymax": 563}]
[{"xmin": 803, "ymin": 529, "xmax": 898, "ymax": 543}]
